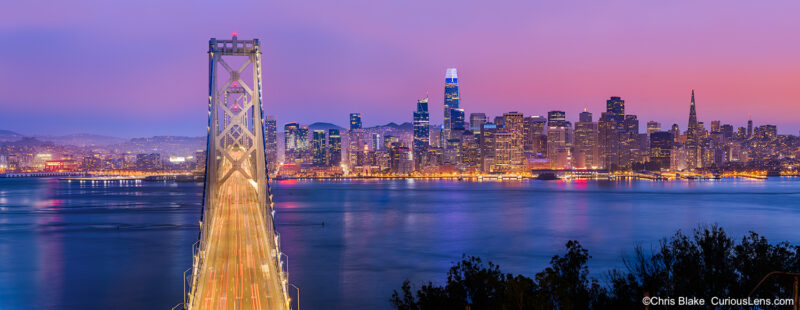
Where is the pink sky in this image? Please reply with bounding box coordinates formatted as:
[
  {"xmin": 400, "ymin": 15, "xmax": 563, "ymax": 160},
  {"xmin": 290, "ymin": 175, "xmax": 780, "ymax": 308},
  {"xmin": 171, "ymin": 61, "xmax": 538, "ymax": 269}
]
[{"xmin": 1, "ymin": 0, "xmax": 799, "ymax": 136}]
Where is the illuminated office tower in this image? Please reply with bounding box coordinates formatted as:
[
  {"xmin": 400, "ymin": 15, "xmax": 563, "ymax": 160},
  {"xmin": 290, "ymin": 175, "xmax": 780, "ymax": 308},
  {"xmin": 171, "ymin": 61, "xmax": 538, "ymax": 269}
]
[
  {"xmin": 328, "ymin": 129, "xmax": 341, "ymax": 166},
  {"xmin": 523, "ymin": 116, "xmax": 547, "ymax": 154},
  {"xmin": 347, "ymin": 114, "xmax": 365, "ymax": 168},
  {"xmin": 503, "ymin": 111, "xmax": 525, "ymax": 170},
  {"xmin": 470, "ymin": 113, "xmax": 487, "ymax": 132},
  {"xmin": 606, "ymin": 96, "xmax": 625, "ymax": 121},
  {"xmin": 649, "ymin": 131, "xmax": 673, "ymax": 170},
  {"xmin": 350, "ymin": 113, "xmax": 362, "ymax": 129},
  {"xmin": 574, "ymin": 110, "xmax": 598, "ymax": 169},
  {"xmin": 493, "ymin": 130, "xmax": 514, "ymax": 172},
  {"xmin": 711, "ymin": 120, "xmax": 720, "ymax": 133},
  {"xmin": 443, "ymin": 68, "xmax": 461, "ymax": 143},
  {"xmin": 371, "ymin": 133, "xmax": 381, "ymax": 151},
  {"xmin": 480, "ymin": 123, "xmax": 498, "ymax": 172},
  {"xmin": 413, "ymin": 97, "xmax": 430, "ymax": 169},
  {"xmin": 459, "ymin": 131, "xmax": 481, "ymax": 167},
  {"xmin": 298, "ymin": 126, "xmax": 311, "ymax": 163},
  {"xmin": 620, "ymin": 114, "xmax": 642, "ymax": 168},
  {"xmin": 547, "ymin": 110, "xmax": 567, "ymax": 127},
  {"xmin": 598, "ymin": 113, "xmax": 618, "ymax": 169},
  {"xmin": 264, "ymin": 115, "xmax": 278, "ymax": 170},
  {"xmin": 494, "ymin": 116, "xmax": 505, "ymax": 128},
  {"xmin": 284, "ymin": 122, "xmax": 301, "ymax": 163},
  {"xmin": 747, "ymin": 117, "xmax": 753, "ymax": 138},
  {"xmin": 312, "ymin": 130, "xmax": 327, "ymax": 166},
  {"xmin": 646, "ymin": 121, "xmax": 661, "ymax": 135},
  {"xmin": 686, "ymin": 90, "xmax": 700, "ymax": 170},
  {"xmin": 670, "ymin": 124, "xmax": 680, "ymax": 142},
  {"xmin": 547, "ymin": 120, "xmax": 571, "ymax": 169}
]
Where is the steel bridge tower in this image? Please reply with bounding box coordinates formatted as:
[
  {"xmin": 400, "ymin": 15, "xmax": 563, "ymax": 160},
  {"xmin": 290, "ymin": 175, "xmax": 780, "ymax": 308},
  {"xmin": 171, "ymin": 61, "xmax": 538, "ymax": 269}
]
[{"xmin": 184, "ymin": 34, "xmax": 290, "ymax": 310}]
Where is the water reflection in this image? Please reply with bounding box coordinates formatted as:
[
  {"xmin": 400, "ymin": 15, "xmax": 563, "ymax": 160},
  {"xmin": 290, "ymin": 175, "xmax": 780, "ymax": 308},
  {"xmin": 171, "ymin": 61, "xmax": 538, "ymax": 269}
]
[{"xmin": 0, "ymin": 178, "xmax": 798, "ymax": 309}]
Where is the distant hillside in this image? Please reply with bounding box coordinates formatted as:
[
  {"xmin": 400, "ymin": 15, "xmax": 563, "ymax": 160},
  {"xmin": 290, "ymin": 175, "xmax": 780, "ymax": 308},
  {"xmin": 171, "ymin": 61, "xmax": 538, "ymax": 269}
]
[
  {"xmin": 308, "ymin": 122, "xmax": 345, "ymax": 131},
  {"xmin": 36, "ymin": 133, "xmax": 127, "ymax": 147},
  {"xmin": 0, "ymin": 130, "xmax": 23, "ymax": 142},
  {"xmin": 369, "ymin": 122, "xmax": 413, "ymax": 131}
]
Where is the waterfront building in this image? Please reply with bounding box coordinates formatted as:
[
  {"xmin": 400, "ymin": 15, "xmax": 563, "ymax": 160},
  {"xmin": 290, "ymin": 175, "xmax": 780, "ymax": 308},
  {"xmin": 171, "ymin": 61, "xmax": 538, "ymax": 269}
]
[
  {"xmin": 328, "ymin": 129, "xmax": 341, "ymax": 166},
  {"xmin": 574, "ymin": 110, "xmax": 598, "ymax": 169},
  {"xmin": 284, "ymin": 122, "xmax": 302, "ymax": 163},
  {"xmin": 264, "ymin": 115, "xmax": 278, "ymax": 171},
  {"xmin": 523, "ymin": 116, "xmax": 547, "ymax": 155},
  {"xmin": 312, "ymin": 130, "xmax": 327, "ymax": 166},
  {"xmin": 649, "ymin": 131, "xmax": 673, "ymax": 170},
  {"xmin": 413, "ymin": 97, "xmax": 430, "ymax": 168},
  {"xmin": 686, "ymin": 90, "xmax": 700, "ymax": 170},
  {"xmin": 546, "ymin": 120, "xmax": 571, "ymax": 169},
  {"xmin": 480, "ymin": 123, "xmax": 498, "ymax": 172},
  {"xmin": 503, "ymin": 111, "xmax": 525, "ymax": 171}
]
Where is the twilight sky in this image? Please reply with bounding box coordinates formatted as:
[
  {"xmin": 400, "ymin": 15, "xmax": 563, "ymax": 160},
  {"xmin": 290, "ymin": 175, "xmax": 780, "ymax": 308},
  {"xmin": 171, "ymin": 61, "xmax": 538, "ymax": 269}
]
[{"xmin": 1, "ymin": 0, "xmax": 799, "ymax": 137}]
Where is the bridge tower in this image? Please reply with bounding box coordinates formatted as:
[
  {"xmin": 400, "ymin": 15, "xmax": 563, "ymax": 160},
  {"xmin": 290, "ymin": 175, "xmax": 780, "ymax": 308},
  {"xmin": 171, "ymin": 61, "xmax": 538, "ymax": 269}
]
[{"xmin": 186, "ymin": 34, "xmax": 290, "ymax": 310}]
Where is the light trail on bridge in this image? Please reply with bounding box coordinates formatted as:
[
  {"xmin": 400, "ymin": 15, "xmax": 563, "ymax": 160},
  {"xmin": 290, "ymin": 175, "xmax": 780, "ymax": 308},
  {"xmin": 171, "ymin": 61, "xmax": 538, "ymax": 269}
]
[{"xmin": 189, "ymin": 151, "xmax": 288, "ymax": 309}]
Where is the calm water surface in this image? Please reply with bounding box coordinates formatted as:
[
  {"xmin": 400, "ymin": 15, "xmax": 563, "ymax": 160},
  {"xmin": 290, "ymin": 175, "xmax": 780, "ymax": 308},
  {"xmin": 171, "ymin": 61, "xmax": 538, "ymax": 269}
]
[{"xmin": 0, "ymin": 178, "xmax": 799, "ymax": 309}]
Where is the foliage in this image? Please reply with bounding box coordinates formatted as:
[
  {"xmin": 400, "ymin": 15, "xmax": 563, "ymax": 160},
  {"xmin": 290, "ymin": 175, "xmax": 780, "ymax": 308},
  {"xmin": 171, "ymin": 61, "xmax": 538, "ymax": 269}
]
[{"xmin": 391, "ymin": 224, "xmax": 800, "ymax": 309}]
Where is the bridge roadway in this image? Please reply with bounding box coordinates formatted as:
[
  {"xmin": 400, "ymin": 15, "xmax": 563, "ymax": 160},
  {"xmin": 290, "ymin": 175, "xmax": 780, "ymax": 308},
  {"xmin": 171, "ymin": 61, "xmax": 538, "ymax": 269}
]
[{"xmin": 189, "ymin": 151, "xmax": 286, "ymax": 309}]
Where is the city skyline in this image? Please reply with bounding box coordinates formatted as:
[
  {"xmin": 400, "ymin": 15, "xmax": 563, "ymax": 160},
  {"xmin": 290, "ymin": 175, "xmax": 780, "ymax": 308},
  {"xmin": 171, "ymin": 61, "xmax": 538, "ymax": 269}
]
[{"xmin": 3, "ymin": 0, "xmax": 800, "ymax": 136}]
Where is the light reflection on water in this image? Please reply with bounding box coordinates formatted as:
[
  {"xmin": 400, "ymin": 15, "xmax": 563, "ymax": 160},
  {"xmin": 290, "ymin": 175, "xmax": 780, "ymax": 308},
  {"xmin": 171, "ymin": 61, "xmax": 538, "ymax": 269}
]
[{"xmin": 0, "ymin": 177, "xmax": 798, "ymax": 309}]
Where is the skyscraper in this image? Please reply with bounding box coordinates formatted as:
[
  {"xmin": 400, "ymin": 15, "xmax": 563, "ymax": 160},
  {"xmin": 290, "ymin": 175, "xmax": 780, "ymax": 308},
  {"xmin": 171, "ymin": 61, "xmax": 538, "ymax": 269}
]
[
  {"xmin": 686, "ymin": 90, "xmax": 700, "ymax": 170},
  {"xmin": 284, "ymin": 122, "xmax": 301, "ymax": 163},
  {"xmin": 649, "ymin": 131, "xmax": 673, "ymax": 170},
  {"xmin": 606, "ymin": 96, "xmax": 625, "ymax": 121},
  {"xmin": 328, "ymin": 129, "xmax": 341, "ymax": 166},
  {"xmin": 747, "ymin": 117, "xmax": 753, "ymax": 138},
  {"xmin": 413, "ymin": 97, "xmax": 430, "ymax": 168},
  {"xmin": 646, "ymin": 121, "xmax": 661, "ymax": 135},
  {"xmin": 350, "ymin": 113, "xmax": 362, "ymax": 129},
  {"xmin": 443, "ymin": 68, "xmax": 460, "ymax": 143},
  {"xmin": 574, "ymin": 110, "xmax": 598, "ymax": 169},
  {"xmin": 311, "ymin": 130, "xmax": 327, "ymax": 166},
  {"xmin": 523, "ymin": 116, "xmax": 547, "ymax": 154},
  {"xmin": 469, "ymin": 113, "xmax": 487, "ymax": 132},
  {"xmin": 264, "ymin": 115, "xmax": 278, "ymax": 170},
  {"xmin": 547, "ymin": 111, "xmax": 566, "ymax": 127},
  {"xmin": 503, "ymin": 111, "xmax": 525, "ymax": 170}
]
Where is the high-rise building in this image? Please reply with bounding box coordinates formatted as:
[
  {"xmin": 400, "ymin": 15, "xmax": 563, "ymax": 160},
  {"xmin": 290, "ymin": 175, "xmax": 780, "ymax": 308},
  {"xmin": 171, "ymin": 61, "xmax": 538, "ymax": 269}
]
[
  {"xmin": 620, "ymin": 114, "xmax": 642, "ymax": 168},
  {"xmin": 443, "ymin": 68, "xmax": 461, "ymax": 144},
  {"xmin": 480, "ymin": 123, "xmax": 498, "ymax": 172},
  {"xmin": 284, "ymin": 122, "xmax": 302, "ymax": 163},
  {"xmin": 670, "ymin": 124, "xmax": 680, "ymax": 142},
  {"xmin": 469, "ymin": 113, "xmax": 487, "ymax": 132},
  {"xmin": 264, "ymin": 115, "xmax": 278, "ymax": 170},
  {"xmin": 503, "ymin": 112, "xmax": 525, "ymax": 170},
  {"xmin": 606, "ymin": 96, "xmax": 625, "ymax": 121},
  {"xmin": 350, "ymin": 113, "xmax": 362, "ymax": 129},
  {"xmin": 328, "ymin": 129, "xmax": 341, "ymax": 166},
  {"xmin": 649, "ymin": 131, "xmax": 673, "ymax": 170},
  {"xmin": 574, "ymin": 110, "xmax": 598, "ymax": 169},
  {"xmin": 523, "ymin": 116, "xmax": 547, "ymax": 154},
  {"xmin": 646, "ymin": 121, "xmax": 661, "ymax": 135},
  {"xmin": 311, "ymin": 130, "xmax": 327, "ymax": 166},
  {"xmin": 413, "ymin": 97, "xmax": 430, "ymax": 169},
  {"xmin": 747, "ymin": 117, "xmax": 753, "ymax": 138},
  {"xmin": 686, "ymin": 90, "xmax": 700, "ymax": 170},
  {"xmin": 547, "ymin": 111, "xmax": 566, "ymax": 127},
  {"xmin": 347, "ymin": 114, "xmax": 365, "ymax": 167},
  {"xmin": 546, "ymin": 110, "xmax": 571, "ymax": 169}
]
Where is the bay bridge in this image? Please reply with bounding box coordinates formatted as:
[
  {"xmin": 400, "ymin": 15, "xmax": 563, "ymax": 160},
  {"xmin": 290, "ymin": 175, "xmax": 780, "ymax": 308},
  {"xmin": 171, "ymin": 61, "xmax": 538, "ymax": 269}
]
[{"xmin": 178, "ymin": 34, "xmax": 292, "ymax": 310}]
